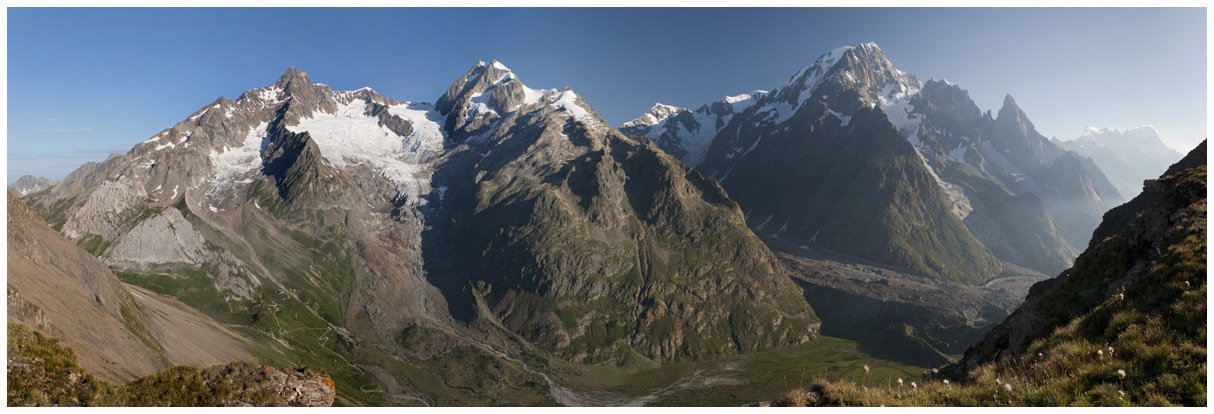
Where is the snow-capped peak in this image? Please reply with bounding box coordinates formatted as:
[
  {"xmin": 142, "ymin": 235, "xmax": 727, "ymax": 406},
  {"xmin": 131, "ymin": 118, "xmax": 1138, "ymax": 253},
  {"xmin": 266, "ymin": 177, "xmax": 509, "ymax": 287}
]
[
  {"xmin": 545, "ymin": 89, "xmax": 593, "ymax": 121},
  {"xmin": 788, "ymin": 45, "xmax": 854, "ymax": 86},
  {"xmin": 1080, "ymin": 125, "xmax": 1162, "ymax": 141},
  {"xmin": 622, "ymin": 103, "xmax": 687, "ymax": 128},
  {"xmin": 275, "ymin": 67, "xmax": 311, "ymax": 89},
  {"xmin": 439, "ymin": 60, "xmax": 556, "ymax": 121},
  {"xmin": 717, "ymin": 90, "xmax": 767, "ymax": 113}
]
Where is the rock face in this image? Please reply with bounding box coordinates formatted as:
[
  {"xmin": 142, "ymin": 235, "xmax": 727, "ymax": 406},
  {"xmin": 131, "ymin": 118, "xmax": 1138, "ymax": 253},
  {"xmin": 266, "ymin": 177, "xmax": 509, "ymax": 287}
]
[
  {"xmin": 621, "ymin": 43, "xmax": 1123, "ymax": 279},
  {"xmin": 1055, "ymin": 126, "xmax": 1184, "ymax": 199},
  {"xmin": 906, "ymin": 81, "xmax": 1105, "ymax": 275},
  {"xmin": 224, "ymin": 365, "xmax": 336, "ymax": 407},
  {"xmin": 7, "ymin": 192, "xmax": 253, "ymax": 383},
  {"xmin": 105, "ymin": 208, "xmax": 207, "ymax": 264},
  {"xmin": 9, "ymin": 175, "xmax": 55, "ymax": 197},
  {"xmin": 952, "ymin": 140, "xmax": 1206, "ymax": 370}
]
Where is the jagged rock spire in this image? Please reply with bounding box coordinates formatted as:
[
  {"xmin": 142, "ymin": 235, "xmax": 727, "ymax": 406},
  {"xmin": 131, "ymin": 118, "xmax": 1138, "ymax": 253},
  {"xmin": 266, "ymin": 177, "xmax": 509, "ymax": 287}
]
[{"xmin": 275, "ymin": 67, "xmax": 311, "ymax": 89}]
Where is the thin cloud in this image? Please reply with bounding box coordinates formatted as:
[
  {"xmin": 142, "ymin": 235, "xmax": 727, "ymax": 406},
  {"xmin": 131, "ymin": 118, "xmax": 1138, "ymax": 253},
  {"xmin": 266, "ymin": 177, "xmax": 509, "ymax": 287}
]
[{"xmin": 35, "ymin": 127, "xmax": 93, "ymax": 133}]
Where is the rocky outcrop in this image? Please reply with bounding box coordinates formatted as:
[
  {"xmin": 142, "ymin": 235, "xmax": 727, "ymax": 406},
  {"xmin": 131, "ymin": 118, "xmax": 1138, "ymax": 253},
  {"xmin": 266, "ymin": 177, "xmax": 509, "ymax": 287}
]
[
  {"xmin": 61, "ymin": 178, "xmax": 150, "ymax": 241},
  {"xmin": 226, "ymin": 365, "xmax": 336, "ymax": 407},
  {"xmin": 105, "ymin": 208, "xmax": 207, "ymax": 264}
]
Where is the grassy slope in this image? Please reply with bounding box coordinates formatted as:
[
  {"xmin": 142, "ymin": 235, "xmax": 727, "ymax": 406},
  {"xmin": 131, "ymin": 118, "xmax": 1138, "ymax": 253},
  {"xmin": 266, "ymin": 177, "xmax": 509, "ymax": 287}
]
[{"xmin": 8, "ymin": 322, "xmax": 335, "ymax": 407}]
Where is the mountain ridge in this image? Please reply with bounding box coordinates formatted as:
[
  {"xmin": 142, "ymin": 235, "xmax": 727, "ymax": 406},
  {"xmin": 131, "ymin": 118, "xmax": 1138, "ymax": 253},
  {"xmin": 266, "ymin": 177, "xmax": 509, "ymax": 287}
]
[{"xmin": 621, "ymin": 42, "xmax": 1124, "ymax": 279}]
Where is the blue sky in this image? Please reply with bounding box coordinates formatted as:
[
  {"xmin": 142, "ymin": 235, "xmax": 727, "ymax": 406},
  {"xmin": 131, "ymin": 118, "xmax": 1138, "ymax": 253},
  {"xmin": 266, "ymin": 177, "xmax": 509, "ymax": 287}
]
[{"xmin": 7, "ymin": 7, "xmax": 1206, "ymax": 182}]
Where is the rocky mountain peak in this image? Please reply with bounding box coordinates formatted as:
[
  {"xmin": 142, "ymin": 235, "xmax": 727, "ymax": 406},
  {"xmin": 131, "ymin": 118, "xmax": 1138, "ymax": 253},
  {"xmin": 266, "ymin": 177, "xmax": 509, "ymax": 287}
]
[
  {"xmin": 914, "ymin": 79, "xmax": 984, "ymax": 132},
  {"xmin": 835, "ymin": 42, "xmax": 920, "ymax": 93},
  {"xmin": 436, "ymin": 60, "xmax": 598, "ymax": 142},
  {"xmin": 757, "ymin": 42, "xmax": 921, "ymax": 133},
  {"xmin": 998, "ymin": 94, "xmax": 1022, "ymax": 119},
  {"xmin": 993, "ymin": 93, "xmax": 1040, "ymax": 144},
  {"xmin": 841, "ymin": 41, "xmax": 889, "ymax": 66},
  {"xmin": 275, "ymin": 67, "xmax": 311, "ymax": 89},
  {"xmin": 1076, "ymin": 125, "xmax": 1175, "ymax": 155},
  {"xmin": 437, "ymin": 60, "xmax": 522, "ymax": 113},
  {"xmin": 9, "ymin": 175, "xmax": 56, "ymax": 197}
]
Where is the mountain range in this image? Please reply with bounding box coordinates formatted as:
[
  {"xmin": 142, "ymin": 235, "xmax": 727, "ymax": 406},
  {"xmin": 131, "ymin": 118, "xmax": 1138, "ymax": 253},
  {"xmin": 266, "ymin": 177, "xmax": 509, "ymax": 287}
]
[
  {"xmin": 622, "ymin": 42, "xmax": 1125, "ymax": 280},
  {"xmin": 1055, "ymin": 126, "xmax": 1184, "ymax": 199},
  {"xmin": 18, "ymin": 60, "xmax": 819, "ymax": 405},
  {"xmin": 9, "ymin": 42, "xmax": 1195, "ymax": 407}
]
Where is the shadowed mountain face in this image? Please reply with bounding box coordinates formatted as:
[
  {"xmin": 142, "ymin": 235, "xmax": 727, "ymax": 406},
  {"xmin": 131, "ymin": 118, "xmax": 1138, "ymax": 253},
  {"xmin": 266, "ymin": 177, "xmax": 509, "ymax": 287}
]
[
  {"xmin": 906, "ymin": 81, "xmax": 1119, "ymax": 275},
  {"xmin": 949, "ymin": 142, "xmax": 1206, "ymax": 402},
  {"xmin": 622, "ymin": 43, "xmax": 1124, "ymax": 280}
]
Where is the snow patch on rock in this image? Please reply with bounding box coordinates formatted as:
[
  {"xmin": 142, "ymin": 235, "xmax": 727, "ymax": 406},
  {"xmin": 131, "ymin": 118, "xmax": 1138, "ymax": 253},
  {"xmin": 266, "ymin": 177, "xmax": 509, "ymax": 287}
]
[{"xmin": 209, "ymin": 122, "xmax": 269, "ymax": 195}]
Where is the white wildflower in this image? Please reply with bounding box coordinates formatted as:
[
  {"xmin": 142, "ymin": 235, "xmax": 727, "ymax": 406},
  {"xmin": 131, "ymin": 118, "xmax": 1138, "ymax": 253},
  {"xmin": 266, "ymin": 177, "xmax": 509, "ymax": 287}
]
[
  {"xmin": 863, "ymin": 365, "xmax": 870, "ymax": 374},
  {"xmin": 897, "ymin": 378, "xmax": 904, "ymax": 387},
  {"xmin": 1117, "ymin": 369, "xmax": 1127, "ymax": 380}
]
